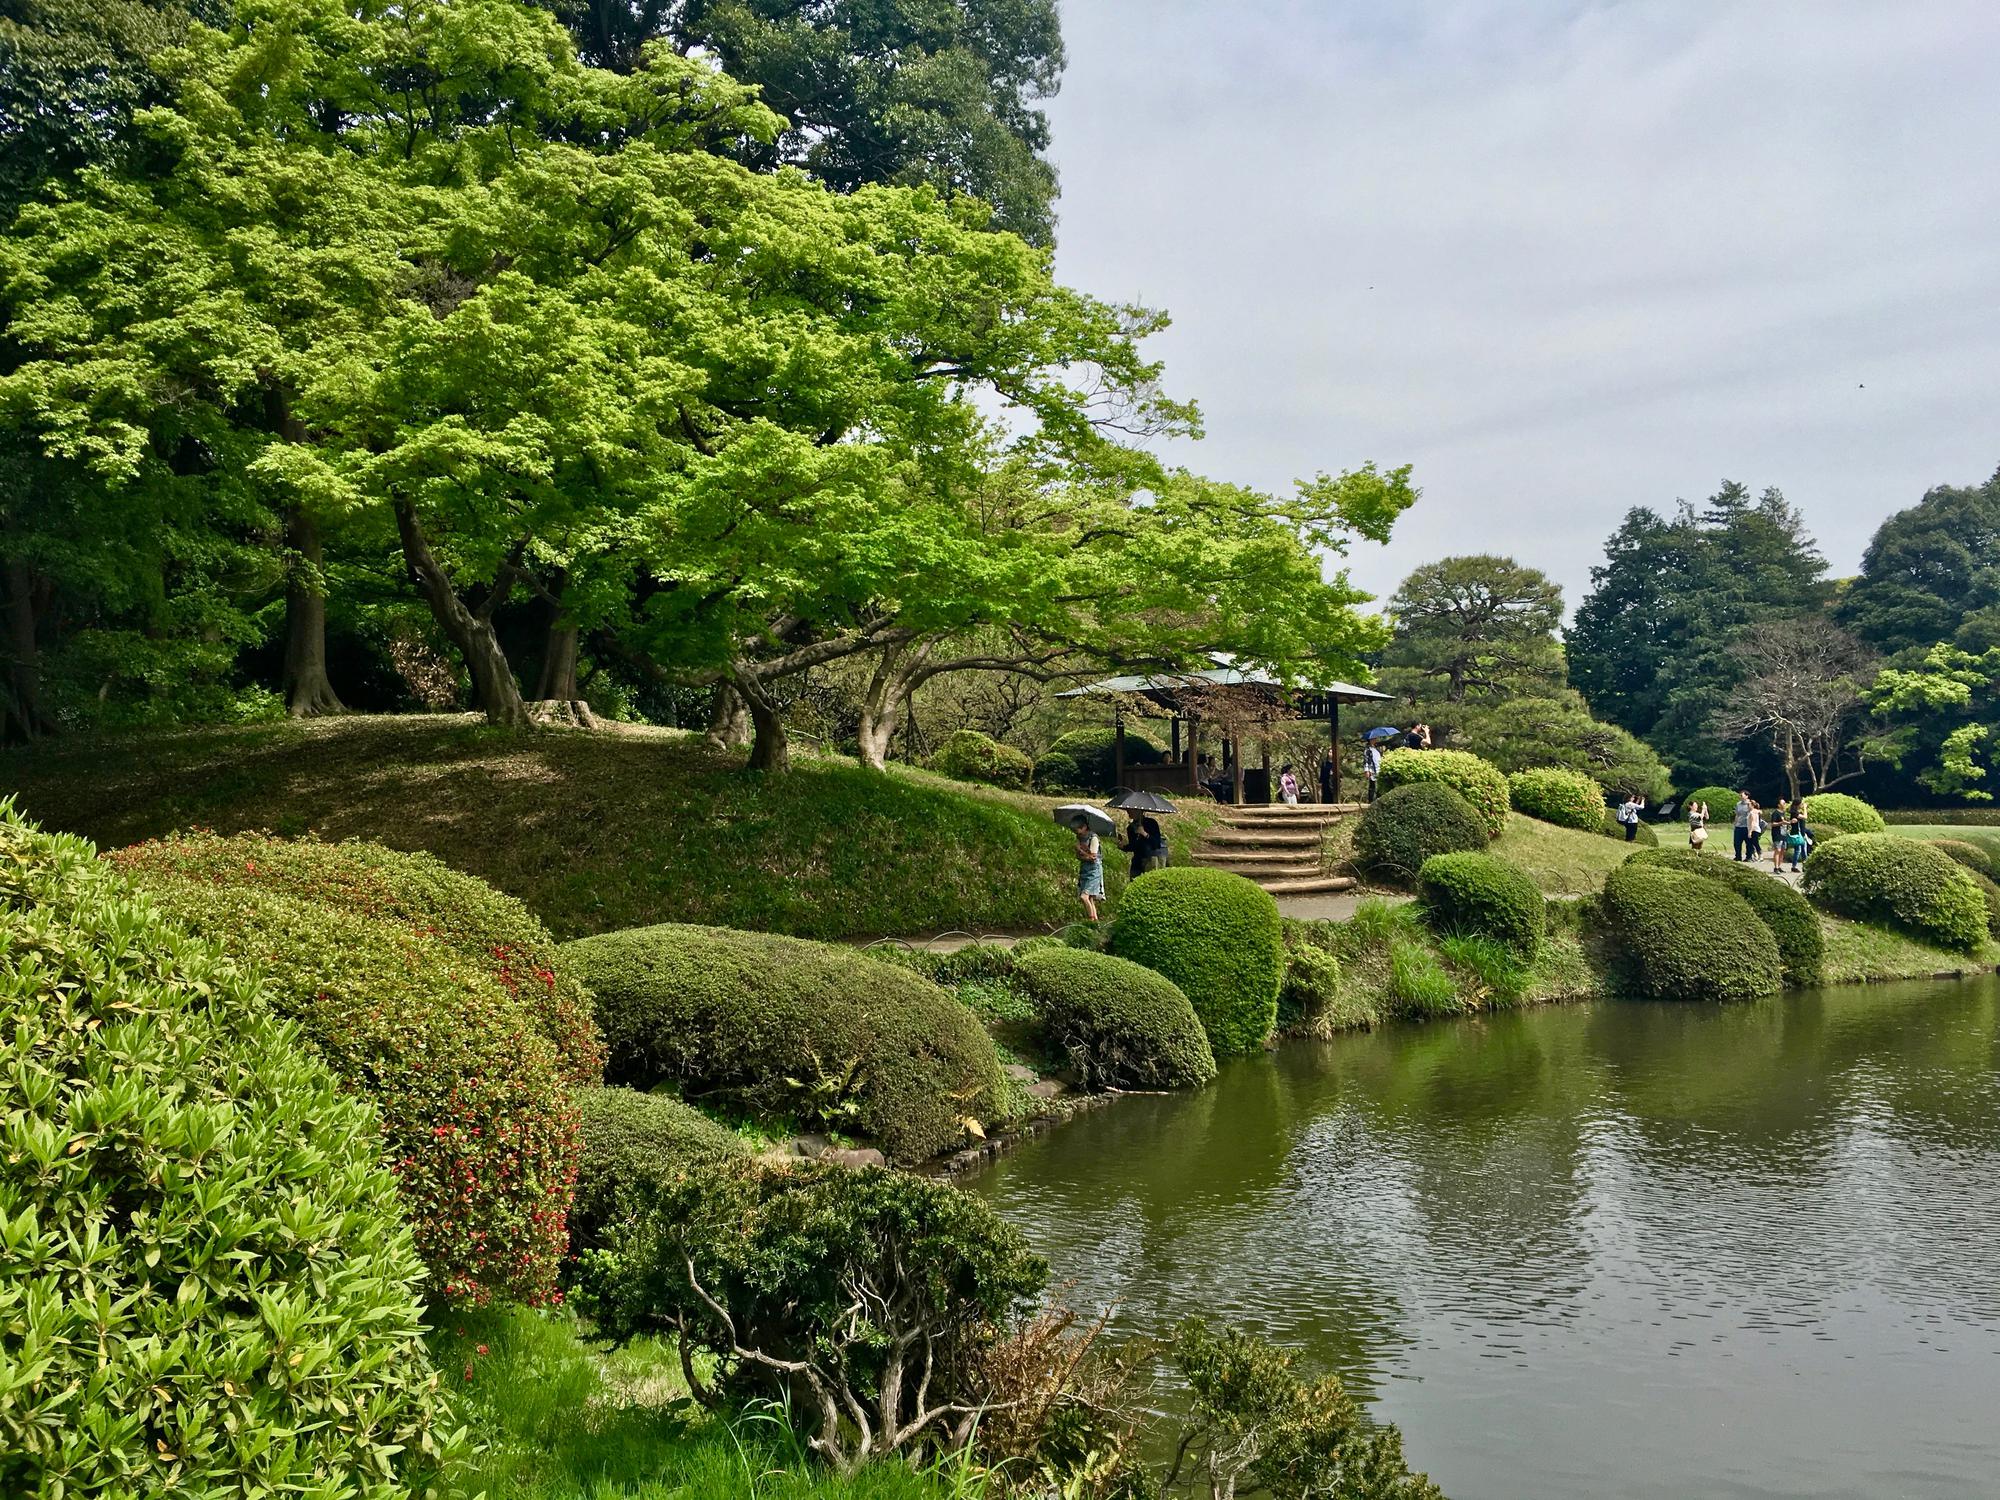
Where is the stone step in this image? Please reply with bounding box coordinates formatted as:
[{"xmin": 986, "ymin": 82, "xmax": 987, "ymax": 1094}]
[
  {"xmin": 1212, "ymin": 806, "xmax": 1351, "ymax": 825},
  {"xmin": 1194, "ymin": 849, "xmax": 1328, "ymax": 867},
  {"xmin": 1202, "ymin": 830, "xmax": 1323, "ymax": 849}
]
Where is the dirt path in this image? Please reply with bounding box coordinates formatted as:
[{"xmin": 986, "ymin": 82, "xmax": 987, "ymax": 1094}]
[{"xmin": 858, "ymin": 890, "xmax": 1413, "ymax": 953}]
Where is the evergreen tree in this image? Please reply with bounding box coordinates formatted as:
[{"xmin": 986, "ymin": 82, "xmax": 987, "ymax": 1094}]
[{"xmin": 1838, "ymin": 469, "xmax": 2000, "ymax": 658}]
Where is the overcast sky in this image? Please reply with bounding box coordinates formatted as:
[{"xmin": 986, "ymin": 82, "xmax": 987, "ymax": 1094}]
[{"xmin": 1041, "ymin": 0, "xmax": 2000, "ymax": 612}]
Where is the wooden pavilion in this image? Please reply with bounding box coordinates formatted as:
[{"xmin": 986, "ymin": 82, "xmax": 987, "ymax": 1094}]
[{"xmin": 1056, "ymin": 665, "xmax": 1393, "ymax": 805}]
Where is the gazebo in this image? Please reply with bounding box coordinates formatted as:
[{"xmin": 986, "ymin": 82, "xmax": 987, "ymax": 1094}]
[{"xmin": 1056, "ymin": 664, "xmax": 1393, "ymax": 805}]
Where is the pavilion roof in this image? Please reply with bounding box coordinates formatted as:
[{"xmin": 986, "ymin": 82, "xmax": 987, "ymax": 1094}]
[{"xmin": 1056, "ymin": 666, "xmax": 1391, "ymax": 703}]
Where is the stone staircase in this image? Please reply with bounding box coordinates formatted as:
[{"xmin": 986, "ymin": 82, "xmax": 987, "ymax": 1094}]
[{"xmin": 1192, "ymin": 803, "xmax": 1359, "ymax": 896}]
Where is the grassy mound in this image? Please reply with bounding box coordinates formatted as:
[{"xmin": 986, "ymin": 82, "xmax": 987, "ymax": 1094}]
[
  {"xmin": 1602, "ymin": 863, "xmax": 1781, "ymax": 1003},
  {"xmin": 1803, "ymin": 834, "xmax": 1988, "ymax": 952},
  {"xmin": 1014, "ymin": 945, "xmax": 1217, "ymax": 1090},
  {"xmin": 564, "ymin": 922, "xmax": 1004, "ymax": 1163},
  {"xmin": 0, "ymin": 809, "xmax": 455, "ymax": 1495},
  {"xmin": 1108, "ymin": 868, "xmax": 1283, "ymax": 1057},
  {"xmin": 1626, "ymin": 847, "xmax": 1826, "ymax": 987},
  {"xmin": 0, "ymin": 714, "xmax": 1178, "ymax": 940}
]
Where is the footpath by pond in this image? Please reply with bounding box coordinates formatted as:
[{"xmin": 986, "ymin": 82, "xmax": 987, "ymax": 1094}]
[{"xmin": 966, "ymin": 974, "xmax": 2000, "ymax": 1500}]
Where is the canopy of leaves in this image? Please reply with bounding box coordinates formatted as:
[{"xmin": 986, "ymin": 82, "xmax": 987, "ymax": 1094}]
[{"xmin": 1839, "ymin": 469, "xmax": 2000, "ymax": 657}]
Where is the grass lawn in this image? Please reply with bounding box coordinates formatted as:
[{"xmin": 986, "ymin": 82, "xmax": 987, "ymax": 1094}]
[
  {"xmin": 1885, "ymin": 824, "xmax": 2000, "ymax": 864},
  {"xmin": 1819, "ymin": 913, "xmax": 2000, "ymax": 983},
  {"xmin": 1490, "ymin": 812, "xmax": 1644, "ymax": 895},
  {"xmin": 1, "ymin": 714, "xmax": 1209, "ymax": 941}
]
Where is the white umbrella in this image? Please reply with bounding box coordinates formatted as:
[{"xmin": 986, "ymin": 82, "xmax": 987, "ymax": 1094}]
[{"xmin": 1053, "ymin": 803, "xmax": 1116, "ymax": 836}]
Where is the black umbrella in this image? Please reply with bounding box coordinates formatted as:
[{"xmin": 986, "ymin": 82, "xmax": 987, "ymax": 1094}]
[{"xmin": 1107, "ymin": 789, "xmax": 1178, "ymax": 814}]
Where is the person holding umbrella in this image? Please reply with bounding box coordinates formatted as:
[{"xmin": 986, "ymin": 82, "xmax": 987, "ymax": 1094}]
[
  {"xmin": 1055, "ymin": 802, "xmax": 1116, "ymax": 922},
  {"xmin": 1108, "ymin": 789, "xmax": 1174, "ymax": 879}
]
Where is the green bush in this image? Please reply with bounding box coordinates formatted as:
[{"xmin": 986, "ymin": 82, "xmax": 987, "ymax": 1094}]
[
  {"xmin": 1377, "ymin": 748, "xmax": 1511, "ymax": 836},
  {"xmin": 569, "ymin": 1087, "xmax": 750, "ymax": 1258},
  {"xmin": 927, "ymin": 729, "xmax": 1034, "ymax": 789},
  {"xmin": 1802, "ymin": 792, "xmax": 1887, "ymax": 838},
  {"xmin": 1883, "ymin": 807, "xmax": 2000, "ymax": 825},
  {"xmin": 1277, "ymin": 944, "xmax": 1344, "ymax": 1032},
  {"xmin": 563, "ymin": 923, "xmax": 1004, "ymax": 1163},
  {"xmin": 1417, "ymin": 852, "xmax": 1545, "ymax": 958},
  {"xmin": 1967, "ymin": 868, "xmax": 2000, "ymax": 940},
  {"xmin": 1108, "ymin": 868, "xmax": 1283, "ymax": 1057},
  {"xmin": 1680, "ymin": 786, "xmax": 1743, "ymax": 822},
  {"xmin": 1352, "ymin": 782, "xmax": 1489, "ymax": 884},
  {"xmin": 120, "ymin": 841, "xmax": 583, "ymax": 1307},
  {"xmin": 1803, "ymin": 834, "xmax": 1989, "ymax": 951},
  {"xmin": 1505, "ymin": 767, "xmax": 1606, "ymax": 831},
  {"xmin": 111, "ymin": 830, "xmax": 604, "ymax": 1082},
  {"xmin": 1030, "ymin": 748, "xmax": 1081, "ymax": 789},
  {"xmin": 1625, "ymin": 847, "xmax": 1825, "ymax": 986},
  {"xmin": 1928, "ymin": 837, "xmax": 1997, "ymax": 878},
  {"xmin": 1013, "ymin": 946, "xmax": 1217, "ymax": 1090},
  {"xmin": 1600, "ymin": 810, "xmax": 1659, "ymax": 845},
  {"xmin": 1601, "ymin": 863, "xmax": 1781, "ymax": 1002},
  {"xmin": 0, "ymin": 809, "xmax": 458, "ymax": 1496},
  {"xmin": 1041, "ymin": 725, "xmax": 1164, "ymax": 789}
]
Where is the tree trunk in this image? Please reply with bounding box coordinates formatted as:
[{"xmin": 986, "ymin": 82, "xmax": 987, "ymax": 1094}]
[
  {"xmin": 856, "ymin": 651, "xmax": 902, "ymax": 770},
  {"xmin": 536, "ymin": 622, "xmax": 580, "ymax": 701},
  {"xmin": 393, "ymin": 501, "xmax": 530, "ymax": 728},
  {"xmin": 732, "ymin": 668, "xmax": 790, "ymax": 772},
  {"xmin": 282, "ymin": 508, "xmax": 344, "ymax": 717},
  {"xmin": 1, "ymin": 556, "xmax": 52, "ymax": 742},
  {"xmin": 702, "ymin": 681, "xmax": 750, "ymax": 749}
]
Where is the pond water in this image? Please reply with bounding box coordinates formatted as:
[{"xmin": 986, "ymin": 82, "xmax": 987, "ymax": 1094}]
[{"xmin": 967, "ymin": 977, "xmax": 2000, "ymax": 1500}]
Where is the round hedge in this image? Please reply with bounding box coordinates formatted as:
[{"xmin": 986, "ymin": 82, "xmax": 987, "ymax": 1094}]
[
  {"xmin": 563, "ymin": 923, "xmax": 1004, "ymax": 1164},
  {"xmin": 1803, "ymin": 834, "xmax": 1988, "ymax": 951},
  {"xmin": 1353, "ymin": 781, "xmax": 1490, "ymax": 884},
  {"xmin": 569, "ymin": 1087, "xmax": 750, "ymax": 1257},
  {"xmin": 1108, "ymin": 867, "xmax": 1283, "ymax": 1057},
  {"xmin": 1506, "ymin": 767, "xmax": 1605, "ymax": 831},
  {"xmin": 1277, "ymin": 944, "xmax": 1343, "ymax": 1032},
  {"xmin": 120, "ymin": 855, "xmax": 583, "ymax": 1306},
  {"xmin": 1801, "ymin": 792, "xmax": 1886, "ymax": 838},
  {"xmin": 0, "ymin": 811, "xmax": 457, "ymax": 1495},
  {"xmin": 1680, "ymin": 785, "xmax": 1743, "ymax": 822},
  {"xmin": 1377, "ymin": 748, "xmax": 1511, "ymax": 836},
  {"xmin": 1965, "ymin": 868, "xmax": 2000, "ymax": 940},
  {"xmin": 1013, "ymin": 946, "xmax": 1217, "ymax": 1090},
  {"xmin": 928, "ymin": 728, "xmax": 1033, "ymax": 789},
  {"xmin": 1417, "ymin": 852, "xmax": 1545, "ymax": 958},
  {"xmin": 1626, "ymin": 847, "xmax": 1825, "ymax": 986},
  {"xmin": 1928, "ymin": 837, "xmax": 1997, "ymax": 878},
  {"xmin": 1040, "ymin": 725, "xmax": 1164, "ymax": 789},
  {"xmin": 1602, "ymin": 863, "xmax": 1781, "ymax": 1003},
  {"xmin": 111, "ymin": 830, "xmax": 603, "ymax": 1083},
  {"xmin": 1031, "ymin": 749, "xmax": 1081, "ymax": 789}
]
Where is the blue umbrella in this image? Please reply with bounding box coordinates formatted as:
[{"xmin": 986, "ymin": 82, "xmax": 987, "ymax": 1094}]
[{"xmin": 1363, "ymin": 726, "xmax": 1401, "ymax": 742}]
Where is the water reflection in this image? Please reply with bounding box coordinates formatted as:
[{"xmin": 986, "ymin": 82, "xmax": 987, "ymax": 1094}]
[{"xmin": 970, "ymin": 977, "xmax": 2000, "ymax": 1500}]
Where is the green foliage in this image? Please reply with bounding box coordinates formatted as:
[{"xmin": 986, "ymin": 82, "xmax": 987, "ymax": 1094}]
[
  {"xmin": 563, "ymin": 922, "xmax": 1003, "ymax": 1163},
  {"xmin": 1927, "ymin": 837, "xmax": 1996, "ymax": 877},
  {"xmin": 1435, "ymin": 933, "xmax": 1533, "ymax": 1009},
  {"xmin": 1601, "ymin": 863, "xmax": 1781, "ymax": 1002},
  {"xmin": 1380, "ymin": 554, "xmax": 1565, "ymax": 698},
  {"xmin": 1504, "ymin": 766, "xmax": 1605, "ymax": 831},
  {"xmin": 1967, "ymin": 868, "xmax": 2000, "ymax": 940},
  {"xmin": 1013, "ymin": 945, "xmax": 1216, "ymax": 1090},
  {"xmin": 576, "ymin": 1161, "xmax": 1047, "ymax": 1472},
  {"xmin": 569, "ymin": 1087, "xmax": 749, "ymax": 1259},
  {"xmin": 1041, "ymin": 725, "xmax": 1163, "ymax": 789},
  {"xmin": 1277, "ymin": 944, "xmax": 1344, "ymax": 1033},
  {"xmin": 1839, "ymin": 470, "xmax": 2000, "ymax": 656},
  {"xmin": 1682, "ymin": 786, "xmax": 1743, "ymax": 820},
  {"xmin": 1801, "ymin": 790, "xmax": 1887, "ymax": 837},
  {"xmin": 1376, "ymin": 747, "xmax": 1510, "ymax": 836},
  {"xmin": 0, "ymin": 807, "xmax": 458, "ymax": 1497},
  {"xmin": 1802, "ymin": 834, "xmax": 1989, "ymax": 952},
  {"xmin": 1107, "ymin": 868, "xmax": 1283, "ymax": 1057},
  {"xmin": 1417, "ymin": 851, "xmax": 1544, "ymax": 958},
  {"xmin": 1030, "ymin": 748, "xmax": 1081, "ymax": 789},
  {"xmin": 1164, "ymin": 1318, "xmax": 1444, "ymax": 1500},
  {"xmin": 118, "ymin": 839, "xmax": 584, "ymax": 1307},
  {"xmin": 1430, "ymin": 690, "xmax": 1675, "ymax": 802},
  {"xmin": 1867, "ymin": 644, "xmax": 2000, "ymax": 802},
  {"xmin": 1625, "ymin": 847, "xmax": 1825, "ymax": 986},
  {"xmin": 1352, "ymin": 781, "xmax": 1489, "ymax": 884},
  {"xmin": 110, "ymin": 829, "xmax": 604, "ymax": 1081},
  {"xmin": 1388, "ymin": 937, "xmax": 1461, "ymax": 1017},
  {"xmin": 926, "ymin": 728, "xmax": 1033, "ymax": 789}
]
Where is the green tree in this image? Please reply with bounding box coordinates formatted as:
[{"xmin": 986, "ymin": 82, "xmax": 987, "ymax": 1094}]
[
  {"xmin": 1381, "ymin": 554, "xmax": 1563, "ymax": 701},
  {"xmin": 542, "ymin": 0, "xmax": 1065, "ymax": 244},
  {"xmin": 1839, "ymin": 469, "xmax": 2000, "ymax": 657},
  {"xmin": 1868, "ymin": 642, "xmax": 2000, "ymax": 800}
]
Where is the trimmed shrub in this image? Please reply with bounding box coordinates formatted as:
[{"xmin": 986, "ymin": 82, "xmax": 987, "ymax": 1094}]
[
  {"xmin": 1602, "ymin": 862, "xmax": 1781, "ymax": 1002},
  {"xmin": 1417, "ymin": 851, "xmax": 1545, "ymax": 958},
  {"xmin": 928, "ymin": 728, "xmax": 1033, "ymax": 789},
  {"xmin": 1277, "ymin": 944, "xmax": 1344, "ymax": 1032},
  {"xmin": 121, "ymin": 861, "xmax": 583, "ymax": 1306},
  {"xmin": 1928, "ymin": 837, "xmax": 1997, "ymax": 878},
  {"xmin": 1377, "ymin": 747, "xmax": 1510, "ymax": 837},
  {"xmin": 1109, "ymin": 868, "xmax": 1283, "ymax": 1057},
  {"xmin": 1041, "ymin": 725, "xmax": 1164, "ymax": 789},
  {"xmin": 1967, "ymin": 868, "xmax": 2000, "ymax": 940},
  {"xmin": 1600, "ymin": 811, "xmax": 1659, "ymax": 846},
  {"xmin": 1014, "ymin": 946, "xmax": 1217, "ymax": 1090},
  {"xmin": 1803, "ymin": 834, "xmax": 1989, "ymax": 951},
  {"xmin": 111, "ymin": 830, "xmax": 604, "ymax": 1082},
  {"xmin": 1352, "ymin": 782, "xmax": 1489, "ymax": 884},
  {"xmin": 563, "ymin": 923, "xmax": 1004, "ymax": 1164},
  {"xmin": 569, "ymin": 1087, "xmax": 749, "ymax": 1257},
  {"xmin": 1506, "ymin": 767, "xmax": 1605, "ymax": 831},
  {"xmin": 1680, "ymin": 786, "xmax": 1743, "ymax": 823},
  {"xmin": 1626, "ymin": 847, "xmax": 1825, "ymax": 986},
  {"xmin": 1030, "ymin": 748, "xmax": 1081, "ymax": 789},
  {"xmin": 1801, "ymin": 792, "xmax": 1886, "ymax": 838},
  {"xmin": 0, "ymin": 810, "xmax": 457, "ymax": 1495}
]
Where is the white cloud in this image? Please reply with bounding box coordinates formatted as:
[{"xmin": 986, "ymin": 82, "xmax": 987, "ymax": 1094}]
[{"xmin": 1045, "ymin": 0, "xmax": 2000, "ymax": 609}]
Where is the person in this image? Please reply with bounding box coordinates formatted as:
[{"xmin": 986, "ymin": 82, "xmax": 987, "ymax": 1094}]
[
  {"xmin": 1278, "ymin": 763, "xmax": 1299, "ymax": 805},
  {"xmin": 1405, "ymin": 722, "xmax": 1432, "ymax": 751},
  {"xmin": 1747, "ymin": 800, "xmax": 1764, "ymax": 859},
  {"xmin": 1364, "ymin": 740, "xmax": 1382, "ymax": 801},
  {"xmin": 1142, "ymin": 813, "xmax": 1168, "ymax": 870},
  {"xmin": 1072, "ymin": 816, "xmax": 1104, "ymax": 921},
  {"xmin": 1318, "ymin": 755, "xmax": 1334, "ymax": 803},
  {"xmin": 1786, "ymin": 820, "xmax": 1810, "ymax": 872},
  {"xmin": 1770, "ymin": 804, "xmax": 1788, "ymax": 874},
  {"xmin": 1688, "ymin": 799, "xmax": 1708, "ymax": 851},
  {"xmin": 1732, "ymin": 791, "xmax": 1752, "ymax": 861},
  {"xmin": 1121, "ymin": 811, "xmax": 1165, "ymax": 879},
  {"xmin": 1617, "ymin": 791, "xmax": 1646, "ymax": 841}
]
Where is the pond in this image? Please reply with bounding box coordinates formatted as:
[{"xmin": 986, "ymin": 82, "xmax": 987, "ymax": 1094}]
[{"xmin": 967, "ymin": 977, "xmax": 2000, "ymax": 1500}]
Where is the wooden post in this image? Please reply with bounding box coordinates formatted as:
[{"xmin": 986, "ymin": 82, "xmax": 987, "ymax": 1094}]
[
  {"xmin": 1230, "ymin": 732, "xmax": 1245, "ymax": 805},
  {"xmin": 1113, "ymin": 711, "xmax": 1127, "ymax": 788},
  {"xmin": 1187, "ymin": 714, "xmax": 1201, "ymax": 792},
  {"xmin": 1330, "ymin": 699, "xmax": 1342, "ymax": 803},
  {"xmin": 1259, "ymin": 722, "xmax": 1271, "ymax": 806},
  {"xmin": 1171, "ymin": 715, "xmax": 1181, "ymax": 764}
]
